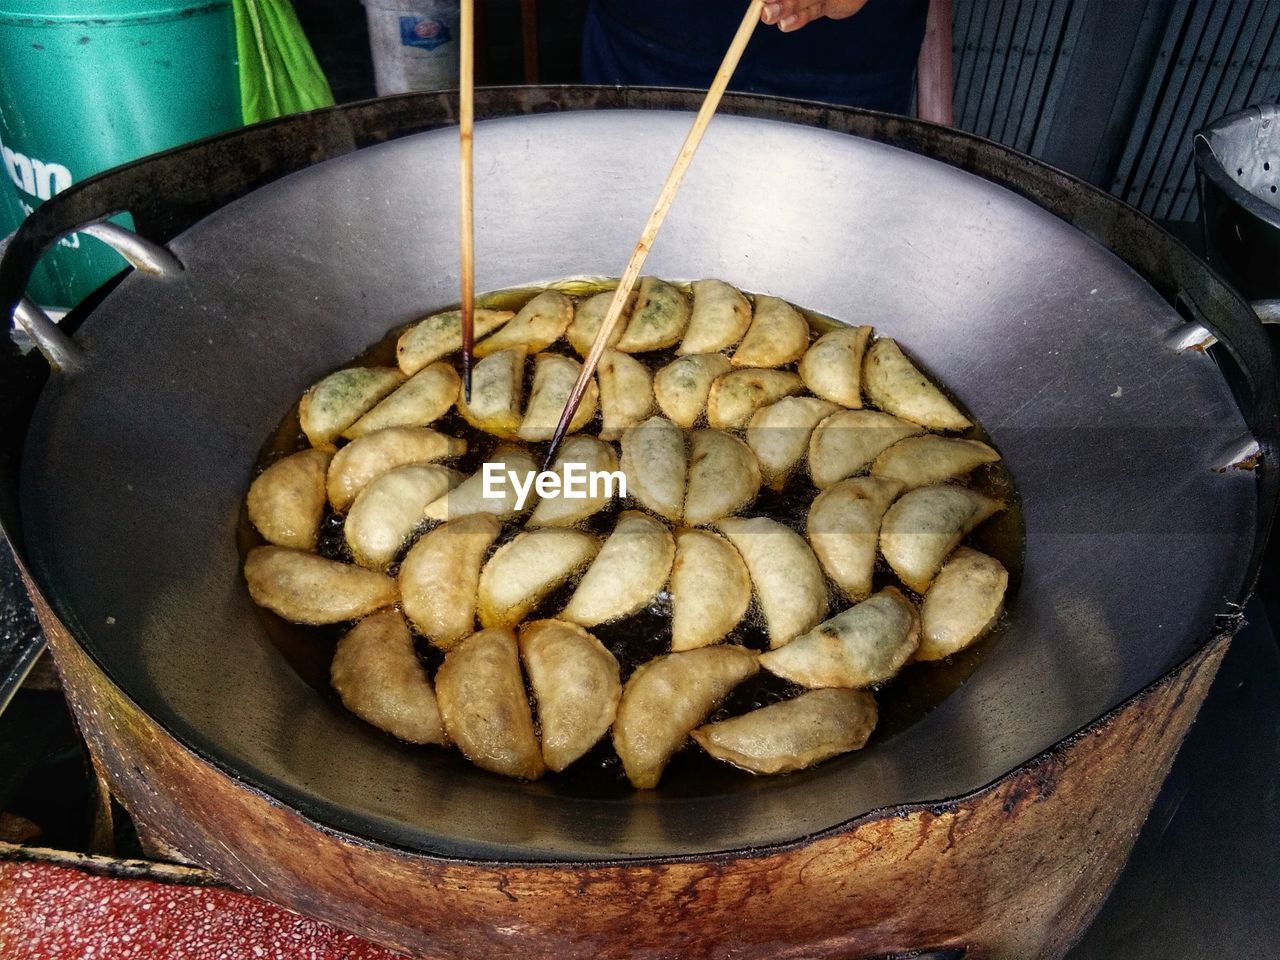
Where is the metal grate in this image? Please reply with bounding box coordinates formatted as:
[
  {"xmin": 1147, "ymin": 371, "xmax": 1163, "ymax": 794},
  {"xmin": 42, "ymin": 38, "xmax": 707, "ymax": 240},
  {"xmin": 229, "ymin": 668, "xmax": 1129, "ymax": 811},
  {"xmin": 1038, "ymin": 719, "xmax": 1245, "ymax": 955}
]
[
  {"xmin": 1111, "ymin": 0, "xmax": 1280, "ymax": 222},
  {"xmin": 951, "ymin": 0, "xmax": 1280, "ymax": 223},
  {"xmin": 952, "ymin": 0, "xmax": 1087, "ymax": 155}
]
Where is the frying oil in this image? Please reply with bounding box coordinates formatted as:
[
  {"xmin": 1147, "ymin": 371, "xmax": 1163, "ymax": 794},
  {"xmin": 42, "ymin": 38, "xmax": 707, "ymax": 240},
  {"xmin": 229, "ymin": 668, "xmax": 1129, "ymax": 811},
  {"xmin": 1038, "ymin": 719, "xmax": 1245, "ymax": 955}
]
[{"xmin": 237, "ymin": 281, "xmax": 1025, "ymax": 798}]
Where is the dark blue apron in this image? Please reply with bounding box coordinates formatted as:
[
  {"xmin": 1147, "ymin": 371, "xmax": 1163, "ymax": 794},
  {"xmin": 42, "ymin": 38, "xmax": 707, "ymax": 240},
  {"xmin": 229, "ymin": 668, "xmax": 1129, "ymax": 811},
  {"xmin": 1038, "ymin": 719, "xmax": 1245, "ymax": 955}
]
[{"xmin": 582, "ymin": 0, "xmax": 929, "ymax": 113}]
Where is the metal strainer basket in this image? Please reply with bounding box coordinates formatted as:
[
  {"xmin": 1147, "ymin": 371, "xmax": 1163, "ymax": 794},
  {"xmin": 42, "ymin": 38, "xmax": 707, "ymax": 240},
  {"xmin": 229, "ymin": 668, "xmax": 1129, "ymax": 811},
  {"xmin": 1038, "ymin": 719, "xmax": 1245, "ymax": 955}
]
[{"xmin": 1196, "ymin": 103, "xmax": 1280, "ymax": 318}]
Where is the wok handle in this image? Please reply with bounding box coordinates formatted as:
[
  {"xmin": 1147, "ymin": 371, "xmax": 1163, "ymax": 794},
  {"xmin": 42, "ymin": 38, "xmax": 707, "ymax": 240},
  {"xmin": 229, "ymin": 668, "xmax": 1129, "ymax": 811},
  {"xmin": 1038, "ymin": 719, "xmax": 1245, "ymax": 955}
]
[
  {"xmin": 1171, "ymin": 291, "xmax": 1273, "ymax": 473},
  {"xmin": 2, "ymin": 218, "xmax": 183, "ymax": 375},
  {"xmin": 1253, "ymin": 300, "xmax": 1280, "ymax": 325}
]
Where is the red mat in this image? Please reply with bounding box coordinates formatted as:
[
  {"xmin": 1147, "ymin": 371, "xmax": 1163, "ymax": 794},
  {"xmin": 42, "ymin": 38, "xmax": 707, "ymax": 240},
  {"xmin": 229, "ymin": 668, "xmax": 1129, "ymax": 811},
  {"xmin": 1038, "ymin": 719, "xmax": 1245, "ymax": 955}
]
[{"xmin": 0, "ymin": 859, "xmax": 402, "ymax": 959}]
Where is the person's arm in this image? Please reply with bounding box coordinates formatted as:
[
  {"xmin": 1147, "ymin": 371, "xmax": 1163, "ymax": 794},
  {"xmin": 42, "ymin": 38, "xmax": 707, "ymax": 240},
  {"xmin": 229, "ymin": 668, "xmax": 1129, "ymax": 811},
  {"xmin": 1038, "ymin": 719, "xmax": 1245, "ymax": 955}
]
[{"xmin": 761, "ymin": 0, "xmax": 870, "ymax": 33}]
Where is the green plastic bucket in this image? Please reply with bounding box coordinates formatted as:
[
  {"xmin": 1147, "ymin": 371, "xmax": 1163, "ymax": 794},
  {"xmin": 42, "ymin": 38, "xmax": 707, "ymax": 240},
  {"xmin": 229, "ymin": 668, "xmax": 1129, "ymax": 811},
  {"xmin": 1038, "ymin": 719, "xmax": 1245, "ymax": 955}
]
[
  {"xmin": 0, "ymin": 0, "xmax": 241, "ymax": 307},
  {"xmin": 0, "ymin": 182, "xmax": 22, "ymax": 239}
]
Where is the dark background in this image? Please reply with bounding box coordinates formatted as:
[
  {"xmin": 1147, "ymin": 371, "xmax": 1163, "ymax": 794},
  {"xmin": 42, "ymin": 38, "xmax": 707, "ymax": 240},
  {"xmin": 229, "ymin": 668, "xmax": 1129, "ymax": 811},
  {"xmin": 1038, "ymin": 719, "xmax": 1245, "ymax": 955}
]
[
  {"xmin": 296, "ymin": 0, "xmax": 1280, "ymax": 233},
  {"xmin": 296, "ymin": 0, "xmax": 591, "ymax": 99}
]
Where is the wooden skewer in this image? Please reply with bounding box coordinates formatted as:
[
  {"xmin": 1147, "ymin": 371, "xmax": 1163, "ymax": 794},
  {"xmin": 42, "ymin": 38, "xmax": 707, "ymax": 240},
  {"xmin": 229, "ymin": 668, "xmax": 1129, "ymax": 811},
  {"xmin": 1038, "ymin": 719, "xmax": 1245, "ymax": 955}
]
[
  {"xmin": 542, "ymin": 0, "xmax": 766, "ymax": 467},
  {"xmin": 459, "ymin": 0, "xmax": 476, "ymax": 402}
]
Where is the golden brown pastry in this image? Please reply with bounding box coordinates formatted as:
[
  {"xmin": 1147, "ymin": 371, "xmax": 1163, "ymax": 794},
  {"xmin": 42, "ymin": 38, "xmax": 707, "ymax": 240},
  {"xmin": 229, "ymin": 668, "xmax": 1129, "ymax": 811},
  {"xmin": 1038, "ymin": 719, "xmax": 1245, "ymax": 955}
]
[
  {"xmin": 917, "ymin": 547, "xmax": 1008, "ymax": 661},
  {"xmin": 344, "ymin": 362, "xmax": 460, "ymax": 437},
  {"xmin": 326, "ymin": 427, "xmax": 465, "ymax": 513},
  {"xmin": 331, "ymin": 610, "xmax": 446, "ymax": 745},
  {"xmin": 613, "ymin": 645, "xmax": 759, "ymax": 788},
  {"xmin": 863, "ymin": 338, "xmax": 971, "ymax": 431},
  {"xmin": 716, "ymin": 516, "xmax": 829, "ymax": 648},
  {"xmin": 731, "ymin": 295, "xmax": 808, "ymax": 368},
  {"xmin": 399, "ymin": 513, "xmax": 502, "ymax": 650},
  {"xmin": 299, "ymin": 366, "xmax": 404, "ymax": 448},
  {"xmin": 670, "ymin": 529, "xmax": 751, "ymax": 651},
  {"xmin": 760, "ymin": 588, "xmax": 920, "ymax": 688},
  {"xmin": 680, "ymin": 279, "xmax": 751, "ymax": 355},
  {"xmin": 693, "ymin": 688, "xmax": 877, "ymax": 774},
  {"xmin": 562, "ymin": 511, "xmax": 675, "ymax": 627},
  {"xmin": 435, "ymin": 628, "xmax": 545, "ymax": 780},
  {"xmin": 247, "ymin": 449, "xmax": 330, "ymax": 550},
  {"xmin": 244, "ymin": 546, "xmax": 398, "ymax": 624},
  {"xmin": 519, "ymin": 619, "xmax": 621, "ymax": 771},
  {"xmin": 879, "ymin": 485, "xmax": 1004, "ymax": 593},
  {"xmin": 798, "ymin": 325, "xmax": 872, "ymax": 409}
]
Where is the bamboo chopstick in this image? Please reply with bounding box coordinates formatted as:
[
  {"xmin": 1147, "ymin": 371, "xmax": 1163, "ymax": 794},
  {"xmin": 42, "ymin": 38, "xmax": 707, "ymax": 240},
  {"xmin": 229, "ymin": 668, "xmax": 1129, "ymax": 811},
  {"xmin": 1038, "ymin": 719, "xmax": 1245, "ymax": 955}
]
[
  {"xmin": 459, "ymin": 0, "xmax": 476, "ymax": 402},
  {"xmin": 542, "ymin": 0, "xmax": 766, "ymax": 466}
]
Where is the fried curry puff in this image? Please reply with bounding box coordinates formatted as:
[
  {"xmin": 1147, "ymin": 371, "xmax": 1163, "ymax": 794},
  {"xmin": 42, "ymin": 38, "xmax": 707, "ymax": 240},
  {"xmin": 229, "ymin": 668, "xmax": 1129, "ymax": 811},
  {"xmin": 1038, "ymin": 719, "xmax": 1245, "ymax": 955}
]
[{"xmin": 242, "ymin": 278, "xmax": 1015, "ymax": 788}]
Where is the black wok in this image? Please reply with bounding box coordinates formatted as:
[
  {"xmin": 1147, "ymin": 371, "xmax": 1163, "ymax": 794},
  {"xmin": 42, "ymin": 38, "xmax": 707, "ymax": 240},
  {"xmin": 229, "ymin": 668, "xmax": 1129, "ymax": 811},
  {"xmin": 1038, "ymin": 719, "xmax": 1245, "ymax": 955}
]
[{"xmin": 1, "ymin": 88, "xmax": 1275, "ymax": 862}]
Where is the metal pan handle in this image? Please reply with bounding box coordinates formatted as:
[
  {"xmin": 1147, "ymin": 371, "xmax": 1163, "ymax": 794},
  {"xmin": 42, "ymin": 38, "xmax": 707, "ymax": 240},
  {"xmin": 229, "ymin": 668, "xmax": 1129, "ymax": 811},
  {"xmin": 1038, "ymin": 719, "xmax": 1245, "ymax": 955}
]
[
  {"xmin": 0, "ymin": 92, "xmax": 472, "ymax": 380},
  {"xmin": 1253, "ymin": 300, "xmax": 1280, "ymax": 325},
  {"xmin": 2, "ymin": 219, "xmax": 183, "ymax": 375}
]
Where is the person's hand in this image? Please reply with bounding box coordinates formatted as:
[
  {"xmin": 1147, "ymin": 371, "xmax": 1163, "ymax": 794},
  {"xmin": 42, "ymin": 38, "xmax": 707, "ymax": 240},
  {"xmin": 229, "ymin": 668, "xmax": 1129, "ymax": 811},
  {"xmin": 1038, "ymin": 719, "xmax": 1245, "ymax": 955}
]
[{"xmin": 761, "ymin": 0, "xmax": 871, "ymax": 32}]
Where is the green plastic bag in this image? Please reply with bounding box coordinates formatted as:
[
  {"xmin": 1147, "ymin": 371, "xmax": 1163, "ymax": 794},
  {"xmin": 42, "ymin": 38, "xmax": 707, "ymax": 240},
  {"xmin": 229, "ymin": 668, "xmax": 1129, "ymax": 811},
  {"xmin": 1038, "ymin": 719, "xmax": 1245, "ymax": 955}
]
[{"xmin": 234, "ymin": 0, "xmax": 335, "ymax": 124}]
